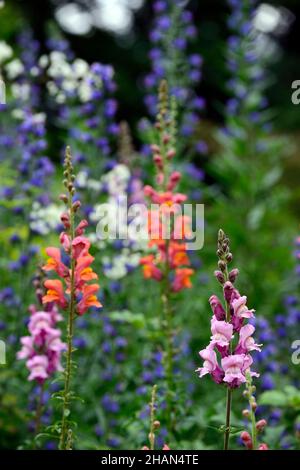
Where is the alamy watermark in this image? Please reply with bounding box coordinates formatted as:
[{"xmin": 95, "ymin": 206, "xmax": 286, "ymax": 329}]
[
  {"xmin": 0, "ymin": 340, "xmax": 6, "ymax": 365},
  {"xmin": 291, "ymin": 340, "xmax": 300, "ymax": 365},
  {"xmin": 291, "ymin": 80, "xmax": 300, "ymax": 105},
  {"xmin": 94, "ymin": 196, "xmax": 204, "ymax": 251}
]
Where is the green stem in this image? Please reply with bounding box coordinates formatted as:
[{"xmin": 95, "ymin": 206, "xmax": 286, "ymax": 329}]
[
  {"xmin": 162, "ymin": 286, "xmax": 174, "ymax": 434},
  {"xmin": 149, "ymin": 385, "xmax": 157, "ymax": 450},
  {"xmin": 223, "ymin": 264, "xmax": 232, "ymax": 450},
  {"xmin": 224, "ymin": 388, "xmax": 232, "ymax": 450},
  {"xmin": 59, "ymin": 197, "xmax": 76, "ymax": 450},
  {"xmin": 251, "ymin": 407, "xmax": 257, "ymax": 450}
]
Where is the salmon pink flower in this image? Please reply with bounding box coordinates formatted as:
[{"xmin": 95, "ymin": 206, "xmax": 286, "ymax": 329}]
[
  {"xmin": 77, "ymin": 284, "xmax": 102, "ymax": 316},
  {"xmin": 74, "ymin": 255, "xmax": 98, "ymax": 290},
  {"xmin": 43, "ymin": 247, "xmax": 69, "ymax": 277},
  {"xmin": 42, "ymin": 279, "xmax": 68, "ymax": 309}
]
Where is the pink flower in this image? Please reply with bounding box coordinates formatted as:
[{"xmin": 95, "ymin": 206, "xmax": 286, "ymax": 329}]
[
  {"xmin": 17, "ymin": 337, "xmax": 35, "ymax": 360},
  {"xmin": 18, "ymin": 306, "xmax": 66, "ymax": 383},
  {"xmin": 45, "ymin": 330, "xmax": 66, "ymax": 354},
  {"xmin": 232, "ymin": 296, "xmax": 255, "ymax": 319},
  {"xmin": 210, "ymin": 317, "xmax": 233, "ymax": 349},
  {"xmin": 75, "ymin": 219, "xmax": 89, "ymax": 236},
  {"xmin": 60, "ymin": 232, "xmax": 71, "ymax": 252},
  {"xmin": 221, "ymin": 354, "xmax": 247, "ymax": 387},
  {"xmin": 196, "ymin": 346, "xmax": 224, "ymax": 384},
  {"xmin": 28, "ymin": 311, "xmax": 54, "ymax": 341},
  {"xmin": 235, "ymin": 324, "xmax": 262, "ymax": 354},
  {"xmin": 72, "ymin": 236, "xmax": 90, "ymax": 259},
  {"xmin": 26, "ymin": 355, "xmax": 49, "ymax": 383},
  {"xmin": 242, "ymin": 354, "xmax": 259, "ymax": 378},
  {"xmin": 209, "ymin": 295, "xmax": 225, "ymax": 321}
]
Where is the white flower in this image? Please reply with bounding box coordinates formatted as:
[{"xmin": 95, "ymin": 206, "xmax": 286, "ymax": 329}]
[
  {"xmin": 39, "ymin": 55, "xmax": 49, "ymax": 68},
  {"xmin": 78, "ymin": 81, "xmax": 92, "ymax": 102},
  {"xmin": 30, "ymin": 203, "xmax": 64, "ymax": 235},
  {"xmin": 5, "ymin": 59, "xmax": 24, "ymax": 79},
  {"xmin": 0, "ymin": 41, "xmax": 13, "ymax": 64},
  {"xmin": 73, "ymin": 58, "xmax": 89, "ymax": 78},
  {"xmin": 11, "ymin": 83, "xmax": 30, "ymax": 101}
]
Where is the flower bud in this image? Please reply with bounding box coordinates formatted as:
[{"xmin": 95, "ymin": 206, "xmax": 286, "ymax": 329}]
[
  {"xmin": 223, "ymin": 281, "xmax": 234, "ymax": 303},
  {"xmin": 228, "ymin": 268, "xmax": 239, "ymax": 283},
  {"xmin": 214, "ymin": 270, "xmax": 225, "ymax": 285},
  {"xmin": 153, "ymin": 420, "xmax": 160, "ymax": 429},
  {"xmin": 251, "ymin": 401, "xmax": 257, "ymax": 411},
  {"xmin": 72, "ymin": 200, "xmax": 81, "ymax": 212},
  {"xmin": 256, "ymin": 419, "xmax": 267, "ymax": 431},
  {"xmin": 153, "ymin": 154, "xmax": 163, "ymax": 169},
  {"xmin": 156, "ymin": 172, "xmax": 164, "ymax": 186},
  {"xmin": 59, "ymin": 193, "xmax": 68, "ymax": 204},
  {"xmin": 242, "ymin": 409, "xmax": 250, "ymax": 418},
  {"xmin": 75, "ymin": 219, "xmax": 89, "ymax": 236},
  {"xmin": 60, "ymin": 212, "xmax": 70, "ymax": 229},
  {"xmin": 258, "ymin": 443, "xmax": 268, "ymax": 450},
  {"xmin": 163, "ymin": 133, "xmax": 171, "ymax": 144},
  {"xmin": 166, "ymin": 149, "xmax": 176, "ymax": 159},
  {"xmin": 209, "ymin": 294, "xmax": 226, "ymax": 320},
  {"xmin": 151, "ymin": 144, "xmax": 160, "ymax": 153},
  {"xmin": 241, "ymin": 431, "xmax": 253, "ymax": 449},
  {"xmin": 218, "ymin": 260, "xmax": 226, "ymax": 272}
]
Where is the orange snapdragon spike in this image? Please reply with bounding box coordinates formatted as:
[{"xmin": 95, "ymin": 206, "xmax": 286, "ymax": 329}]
[{"xmin": 43, "ymin": 217, "xmax": 102, "ymax": 315}]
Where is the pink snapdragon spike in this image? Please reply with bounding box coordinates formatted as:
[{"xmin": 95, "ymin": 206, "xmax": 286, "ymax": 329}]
[
  {"xmin": 18, "ymin": 303, "xmax": 66, "ymax": 384},
  {"xmin": 196, "ymin": 230, "xmax": 262, "ymax": 450},
  {"xmin": 196, "ymin": 231, "xmax": 261, "ymax": 390}
]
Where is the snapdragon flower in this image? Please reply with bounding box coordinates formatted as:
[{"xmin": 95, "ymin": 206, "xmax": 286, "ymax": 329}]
[{"xmin": 196, "ymin": 229, "xmax": 262, "ymax": 449}]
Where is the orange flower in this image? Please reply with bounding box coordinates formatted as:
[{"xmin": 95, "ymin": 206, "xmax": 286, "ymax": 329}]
[
  {"xmin": 168, "ymin": 242, "xmax": 190, "ymax": 268},
  {"xmin": 43, "ymin": 247, "xmax": 68, "ymax": 277},
  {"xmin": 140, "ymin": 255, "xmax": 163, "ymax": 281},
  {"xmin": 77, "ymin": 284, "xmax": 102, "ymax": 316},
  {"xmin": 42, "ymin": 280, "xmax": 68, "ymax": 309},
  {"xmin": 172, "ymin": 268, "xmax": 194, "ymax": 292},
  {"xmin": 75, "ymin": 255, "xmax": 98, "ymax": 284}
]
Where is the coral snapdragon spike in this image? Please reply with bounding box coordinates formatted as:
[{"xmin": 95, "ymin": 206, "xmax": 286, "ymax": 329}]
[
  {"xmin": 140, "ymin": 80, "xmax": 194, "ymax": 292},
  {"xmin": 196, "ymin": 229, "xmax": 262, "ymax": 450},
  {"xmin": 42, "ymin": 146, "xmax": 102, "ymax": 450},
  {"xmin": 139, "ymin": 80, "xmax": 193, "ymax": 435}
]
